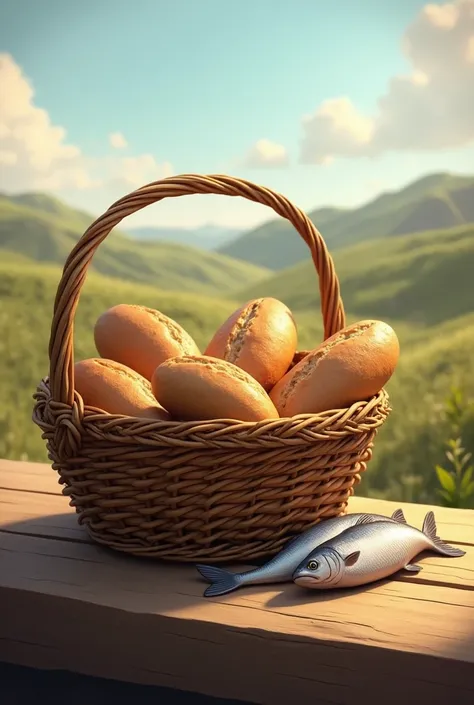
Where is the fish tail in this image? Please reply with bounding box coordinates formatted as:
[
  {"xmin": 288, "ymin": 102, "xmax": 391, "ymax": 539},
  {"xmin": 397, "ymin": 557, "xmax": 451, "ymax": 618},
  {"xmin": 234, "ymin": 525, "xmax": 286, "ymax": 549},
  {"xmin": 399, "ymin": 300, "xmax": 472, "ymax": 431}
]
[
  {"xmin": 196, "ymin": 564, "xmax": 242, "ymax": 597},
  {"xmin": 422, "ymin": 511, "xmax": 466, "ymax": 558}
]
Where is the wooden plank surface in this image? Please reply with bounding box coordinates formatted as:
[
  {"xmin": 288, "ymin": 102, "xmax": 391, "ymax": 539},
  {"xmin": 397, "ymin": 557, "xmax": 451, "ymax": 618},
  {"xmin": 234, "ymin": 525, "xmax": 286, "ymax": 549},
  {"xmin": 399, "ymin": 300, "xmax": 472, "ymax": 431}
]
[
  {"xmin": 1, "ymin": 487, "xmax": 472, "ymax": 589},
  {"xmin": 1, "ymin": 530, "xmax": 473, "ymax": 704},
  {"xmin": 1, "ymin": 459, "xmax": 473, "ymax": 705},
  {"xmin": 0, "ymin": 459, "xmax": 64, "ymax": 495}
]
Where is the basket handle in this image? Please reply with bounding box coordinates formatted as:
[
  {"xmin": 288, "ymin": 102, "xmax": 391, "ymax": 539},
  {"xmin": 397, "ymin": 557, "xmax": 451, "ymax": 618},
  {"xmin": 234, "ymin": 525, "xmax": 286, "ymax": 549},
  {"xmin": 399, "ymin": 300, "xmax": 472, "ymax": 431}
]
[{"xmin": 49, "ymin": 173, "xmax": 345, "ymax": 405}]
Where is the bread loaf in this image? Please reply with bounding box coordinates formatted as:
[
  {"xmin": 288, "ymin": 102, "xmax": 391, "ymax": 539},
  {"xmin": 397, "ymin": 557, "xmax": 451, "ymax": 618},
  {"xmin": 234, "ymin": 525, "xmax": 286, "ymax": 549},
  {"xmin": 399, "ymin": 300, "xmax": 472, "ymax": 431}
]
[
  {"xmin": 74, "ymin": 358, "xmax": 171, "ymax": 420},
  {"xmin": 270, "ymin": 320, "xmax": 399, "ymax": 416},
  {"xmin": 152, "ymin": 355, "xmax": 279, "ymax": 422},
  {"xmin": 205, "ymin": 297, "xmax": 297, "ymax": 390},
  {"xmin": 94, "ymin": 304, "xmax": 200, "ymax": 381}
]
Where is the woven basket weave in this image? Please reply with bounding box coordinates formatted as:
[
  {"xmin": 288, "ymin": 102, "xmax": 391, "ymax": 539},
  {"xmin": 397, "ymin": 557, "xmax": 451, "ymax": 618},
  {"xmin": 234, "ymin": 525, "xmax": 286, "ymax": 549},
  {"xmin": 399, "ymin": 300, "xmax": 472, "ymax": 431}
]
[{"xmin": 33, "ymin": 174, "xmax": 391, "ymax": 563}]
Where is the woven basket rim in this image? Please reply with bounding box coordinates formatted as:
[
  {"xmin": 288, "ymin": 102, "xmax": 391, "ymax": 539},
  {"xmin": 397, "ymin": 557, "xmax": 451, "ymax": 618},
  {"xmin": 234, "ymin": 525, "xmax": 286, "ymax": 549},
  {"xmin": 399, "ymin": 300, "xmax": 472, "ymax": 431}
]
[{"xmin": 34, "ymin": 377, "xmax": 389, "ymax": 431}]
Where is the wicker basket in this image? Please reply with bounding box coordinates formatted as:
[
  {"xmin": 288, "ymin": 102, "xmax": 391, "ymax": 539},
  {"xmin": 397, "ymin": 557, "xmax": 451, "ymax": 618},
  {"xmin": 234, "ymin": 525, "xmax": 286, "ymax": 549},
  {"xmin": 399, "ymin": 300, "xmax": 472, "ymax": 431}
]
[{"xmin": 33, "ymin": 173, "xmax": 391, "ymax": 563}]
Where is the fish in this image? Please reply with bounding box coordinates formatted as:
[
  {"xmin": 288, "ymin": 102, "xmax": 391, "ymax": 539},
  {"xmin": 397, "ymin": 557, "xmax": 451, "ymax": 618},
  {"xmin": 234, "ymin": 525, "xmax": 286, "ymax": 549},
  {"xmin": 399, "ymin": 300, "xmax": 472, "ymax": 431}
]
[
  {"xmin": 196, "ymin": 508, "xmax": 407, "ymax": 597},
  {"xmin": 292, "ymin": 510, "xmax": 466, "ymax": 590}
]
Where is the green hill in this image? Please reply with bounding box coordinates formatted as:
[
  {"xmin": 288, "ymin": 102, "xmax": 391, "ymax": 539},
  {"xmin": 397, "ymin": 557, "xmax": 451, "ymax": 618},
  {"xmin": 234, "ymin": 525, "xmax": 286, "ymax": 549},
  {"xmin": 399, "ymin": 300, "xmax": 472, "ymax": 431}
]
[
  {"xmin": 0, "ymin": 192, "xmax": 270, "ymax": 295},
  {"xmin": 218, "ymin": 172, "xmax": 474, "ymax": 269},
  {"xmin": 239, "ymin": 223, "xmax": 474, "ymax": 328}
]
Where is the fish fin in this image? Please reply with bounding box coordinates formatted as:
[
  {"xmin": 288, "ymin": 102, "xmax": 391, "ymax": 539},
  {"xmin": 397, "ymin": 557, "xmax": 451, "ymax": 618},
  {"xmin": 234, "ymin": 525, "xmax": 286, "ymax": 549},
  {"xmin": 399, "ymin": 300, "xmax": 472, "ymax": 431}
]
[
  {"xmin": 196, "ymin": 564, "xmax": 242, "ymax": 597},
  {"xmin": 403, "ymin": 563, "xmax": 422, "ymax": 573},
  {"xmin": 391, "ymin": 508, "xmax": 407, "ymax": 524},
  {"xmin": 344, "ymin": 551, "xmax": 360, "ymax": 567},
  {"xmin": 422, "ymin": 510, "xmax": 437, "ymax": 540},
  {"xmin": 421, "ymin": 511, "xmax": 466, "ymax": 558},
  {"xmin": 355, "ymin": 514, "xmax": 377, "ymax": 525}
]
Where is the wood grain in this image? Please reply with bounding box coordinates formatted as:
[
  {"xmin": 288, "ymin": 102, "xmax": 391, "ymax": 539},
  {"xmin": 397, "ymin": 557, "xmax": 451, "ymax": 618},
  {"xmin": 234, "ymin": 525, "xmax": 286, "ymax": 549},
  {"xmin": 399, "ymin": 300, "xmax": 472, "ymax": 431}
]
[
  {"xmin": 1, "ymin": 459, "xmax": 473, "ymax": 704},
  {"xmin": 0, "ymin": 489, "xmax": 471, "ymax": 589},
  {"xmin": 0, "ymin": 488, "xmax": 89, "ymax": 542},
  {"xmin": 1, "ymin": 531, "xmax": 473, "ymax": 705},
  {"xmin": 0, "ymin": 459, "xmax": 64, "ymax": 495}
]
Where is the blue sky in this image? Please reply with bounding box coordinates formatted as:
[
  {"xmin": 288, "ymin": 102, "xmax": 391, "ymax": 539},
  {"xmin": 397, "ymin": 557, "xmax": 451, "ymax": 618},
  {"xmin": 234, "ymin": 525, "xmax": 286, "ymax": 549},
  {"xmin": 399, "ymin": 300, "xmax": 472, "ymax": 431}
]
[{"xmin": 1, "ymin": 0, "xmax": 473, "ymax": 229}]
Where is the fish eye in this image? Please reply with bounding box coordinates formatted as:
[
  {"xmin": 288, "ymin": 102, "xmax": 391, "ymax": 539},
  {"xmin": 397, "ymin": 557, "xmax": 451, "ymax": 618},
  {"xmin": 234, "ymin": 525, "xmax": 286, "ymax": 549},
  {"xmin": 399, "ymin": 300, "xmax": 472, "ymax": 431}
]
[{"xmin": 307, "ymin": 560, "xmax": 319, "ymax": 571}]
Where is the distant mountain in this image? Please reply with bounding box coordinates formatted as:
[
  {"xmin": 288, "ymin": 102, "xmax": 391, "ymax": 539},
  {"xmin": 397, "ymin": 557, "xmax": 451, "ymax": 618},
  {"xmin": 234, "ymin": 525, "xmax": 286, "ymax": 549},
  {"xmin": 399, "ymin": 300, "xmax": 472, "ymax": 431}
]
[
  {"xmin": 127, "ymin": 224, "xmax": 242, "ymax": 250},
  {"xmin": 218, "ymin": 172, "xmax": 474, "ymax": 269},
  {"xmin": 0, "ymin": 192, "xmax": 270, "ymax": 296}
]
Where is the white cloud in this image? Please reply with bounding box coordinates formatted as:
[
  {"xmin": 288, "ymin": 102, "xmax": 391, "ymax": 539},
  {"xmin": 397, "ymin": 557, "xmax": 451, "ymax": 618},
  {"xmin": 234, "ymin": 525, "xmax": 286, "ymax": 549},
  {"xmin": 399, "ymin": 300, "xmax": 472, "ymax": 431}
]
[
  {"xmin": 424, "ymin": 2, "xmax": 460, "ymax": 28},
  {"xmin": 0, "ymin": 150, "xmax": 18, "ymax": 165},
  {"xmin": 0, "ymin": 53, "xmax": 172, "ymax": 196},
  {"xmin": 300, "ymin": 0, "xmax": 474, "ymax": 163},
  {"xmin": 0, "ymin": 53, "xmax": 93, "ymax": 191},
  {"xmin": 301, "ymin": 98, "xmax": 374, "ymax": 165},
  {"xmin": 102, "ymin": 154, "xmax": 173, "ymax": 190},
  {"xmin": 109, "ymin": 131, "xmax": 128, "ymax": 149},
  {"xmin": 466, "ymin": 35, "xmax": 474, "ymax": 62},
  {"xmin": 244, "ymin": 138, "xmax": 289, "ymax": 168}
]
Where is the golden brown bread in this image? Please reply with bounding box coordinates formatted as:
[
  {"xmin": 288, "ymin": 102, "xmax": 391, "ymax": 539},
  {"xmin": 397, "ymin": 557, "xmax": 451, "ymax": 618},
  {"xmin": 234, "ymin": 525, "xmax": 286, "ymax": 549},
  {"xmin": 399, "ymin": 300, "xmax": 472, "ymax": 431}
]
[
  {"xmin": 152, "ymin": 355, "xmax": 280, "ymax": 422},
  {"xmin": 270, "ymin": 320, "xmax": 400, "ymax": 416},
  {"xmin": 204, "ymin": 297, "xmax": 297, "ymax": 390},
  {"xmin": 74, "ymin": 358, "xmax": 171, "ymax": 420},
  {"xmin": 94, "ymin": 304, "xmax": 200, "ymax": 381}
]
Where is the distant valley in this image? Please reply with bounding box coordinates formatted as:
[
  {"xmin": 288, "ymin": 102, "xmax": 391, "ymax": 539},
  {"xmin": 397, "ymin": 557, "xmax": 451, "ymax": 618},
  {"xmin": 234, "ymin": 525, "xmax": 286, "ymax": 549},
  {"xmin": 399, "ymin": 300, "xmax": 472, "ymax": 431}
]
[
  {"xmin": 0, "ymin": 192, "xmax": 269, "ymax": 296},
  {"xmin": 127, "ymin": 224, "xmax": 242, "ymax": 250}
]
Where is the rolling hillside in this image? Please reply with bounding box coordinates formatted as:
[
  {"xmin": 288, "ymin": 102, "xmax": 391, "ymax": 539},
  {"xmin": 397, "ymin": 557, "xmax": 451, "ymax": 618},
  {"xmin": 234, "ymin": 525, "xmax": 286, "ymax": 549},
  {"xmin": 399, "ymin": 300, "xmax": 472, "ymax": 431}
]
[
  {"xmin": 0, "ymin": 192, "xmax": 270, "ymax": 295},
  {"xmin": 239, "ymin": 223, "xmax": 474, "ymax": 327},
  {"xmin": 0, "ymin": 251, "xmax": 473, "ymax": 506},
  {"xmin": 218, "ymin": 172, "xmax": 474, "ymax": 269}
]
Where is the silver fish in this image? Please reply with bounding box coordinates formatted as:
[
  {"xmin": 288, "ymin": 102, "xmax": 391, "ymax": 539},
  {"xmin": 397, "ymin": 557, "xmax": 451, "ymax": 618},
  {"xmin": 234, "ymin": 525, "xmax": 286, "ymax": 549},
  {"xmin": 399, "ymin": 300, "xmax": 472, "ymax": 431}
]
[
  {"xmin": 292, "ymin": 510, "xmax": 466, "ymax": 590},
  {"xmin": 196, "ymin": 508, "xmax": 406, "ymax": 597}
]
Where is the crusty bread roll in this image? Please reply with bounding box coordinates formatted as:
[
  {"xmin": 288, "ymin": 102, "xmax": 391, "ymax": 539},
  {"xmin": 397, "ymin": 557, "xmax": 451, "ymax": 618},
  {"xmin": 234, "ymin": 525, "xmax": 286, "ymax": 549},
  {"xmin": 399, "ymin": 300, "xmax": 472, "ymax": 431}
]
[
  {"xmin": 152, "ymin": 355, "xmax": 279, "ymax": 422},
  {"xmin": 94, "ymin": 304, "xmax": 200, "ymax": 381},
  {"xmin": 270, "ymin": 320, "xmax": 399, "ymax": 416},
  {"xmin": 74, "ymin": 358, "xmax": 171, "ymax": 420},
  {"xmin": 204, "ymin": 297, "xmax": 297, "ymax": 390}
]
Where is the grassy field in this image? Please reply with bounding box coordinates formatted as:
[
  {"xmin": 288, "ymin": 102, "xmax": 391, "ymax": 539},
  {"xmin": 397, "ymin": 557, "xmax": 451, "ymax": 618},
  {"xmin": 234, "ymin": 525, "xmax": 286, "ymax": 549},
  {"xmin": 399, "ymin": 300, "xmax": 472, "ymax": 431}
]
[
  {"xmin": 0, "ymin": 258, "xmax": 238, "ymax": 463},
  {"xmin": 364, "ymin": 314, "xmax": 474, "ymax": 504},
  {"xmin": 240, "ymin": 223, "xmax": 474, "ymax": 327},
  {"xmin": 218, "ymin": 172, "xmax": 474, "ymax": 269},
  {"xmin": 1, "ymin": 254, "xmax": 472, "ymax": 507}
]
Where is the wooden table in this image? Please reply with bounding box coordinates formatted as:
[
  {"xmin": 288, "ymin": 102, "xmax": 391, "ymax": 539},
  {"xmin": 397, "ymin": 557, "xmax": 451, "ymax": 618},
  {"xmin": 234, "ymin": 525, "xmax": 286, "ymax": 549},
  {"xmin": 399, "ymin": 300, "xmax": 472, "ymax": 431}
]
[{"xmin": 1, "ymin": 459, "xmax": 473, "ymax": 705}]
